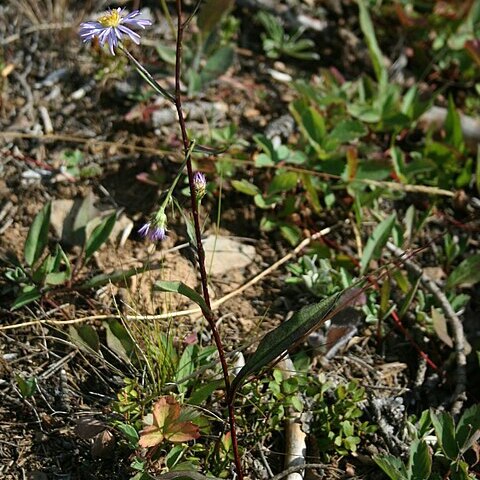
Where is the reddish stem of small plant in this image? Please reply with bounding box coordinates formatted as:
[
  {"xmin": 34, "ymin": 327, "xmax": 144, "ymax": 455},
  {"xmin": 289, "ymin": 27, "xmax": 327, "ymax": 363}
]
[{"xmin": 173, "ymin": 2, "xmax": 243, "ymax": 478}]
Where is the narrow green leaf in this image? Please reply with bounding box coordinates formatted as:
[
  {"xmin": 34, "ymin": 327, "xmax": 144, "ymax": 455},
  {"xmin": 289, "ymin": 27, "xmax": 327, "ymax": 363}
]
[
  {"xmin": 24, "ymin": 202, "xmax": 51, "ymax": 266},
  {"xmin": 176, "ymin": 345, "xmax": 195, "ymax": 395},
  {"xmin": 398, "ymin": 275, "xmax": 421, "ymax": 319},
  {"xmin": 172, "ymin": 197, "xmax": 197, "ymax": 249},
  {"xmin": 44, "ymin": 271, "xmax": 70, "ymax": 286},
  {"xmin": 430, "ymin": 409, "xmax": 458, "ymax": 460},
  {"xmin": 360, "ymin": 213, "xmax": 396, "ymax": 274},
  {"xmin": 290, "ymin": 100, "xmax": 325, "ymax": 148},
  {"xmin": 446, "ymin": 254, "xmax": 480, "ymax": 288},
  {"xmin": 192, "ymin": 144, "xmax": 228, "ymax": 155},
  {"xmin": 155, "ymin": 44, "xmax": 176, "ymax": 65},
  {"xmin": 79, "ymin": 267, "xmax": 139, "ymax": 289},
  {"xmin": 32, "ymin": 253, "xmax": 56, "ymax": 283},
  {"xmin": 153, "ymin": 472, "xmax": 221, "ymax": 480},
  {"xmin": 154, "ymin": 281, "xmax": 210, "ymax": 314},
  {"xmin": 73, "ymin": 192, "xmax": 96, "ymax": 246},
  {"xmin": 329, "ymin": 119, "xmax": 368, "ymax": 144},
  {"xmin": 373, "ymin": 454, "xmax": 408, "ymax": 480},
  {"xmin": 279, "ymin": 223, "xmax": 302, "ymax": 246},
  {"xmin": 357, "ymin": 0, "xmax": 387, "ymax": 86},
  {"xmin": 11, "ymin": 285, "xmax": 41, "ymax": 310},
  {"xmin": 230, "ymin": 292, "xmax": 342, "ymax": 397},
  {"xmin": 445, "ymin": 95, "xmax": 463, "ymax": 150},
  {"xmin": 85, "ymin": 212, "xmax": 116, "ymax": 260},
  {"xmin": 476, "ymin": 146, "xmax": 480, "ymax": 194},
  {"xmin": 45, "ymin": 245, "xmax": 71, "ymax": 286},
  {"xmin": 408, "ymin": 440, "xmax": 432, "ymax": 480},
  {"xmin": 301, "ymin": 173, "xmax": 322, "ymax": 213}
]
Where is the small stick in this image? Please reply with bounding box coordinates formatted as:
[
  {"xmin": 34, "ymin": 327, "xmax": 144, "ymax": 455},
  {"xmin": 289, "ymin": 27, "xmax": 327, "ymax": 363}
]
[{"xmin": 0, "ymin": 226, "xmax": 335, "ymax": 332}]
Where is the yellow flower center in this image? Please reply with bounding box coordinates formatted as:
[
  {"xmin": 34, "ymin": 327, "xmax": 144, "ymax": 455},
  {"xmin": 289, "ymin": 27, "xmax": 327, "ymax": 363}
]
[{"xmin": 98, "ymin": 9, "xmax": 121, "ymax": 27}]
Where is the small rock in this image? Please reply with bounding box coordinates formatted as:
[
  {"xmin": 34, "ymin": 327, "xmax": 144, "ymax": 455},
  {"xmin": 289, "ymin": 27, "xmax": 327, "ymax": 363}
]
[{"xmin": 202, "ymin": 235, "xmax": 256, "ymax": 276}]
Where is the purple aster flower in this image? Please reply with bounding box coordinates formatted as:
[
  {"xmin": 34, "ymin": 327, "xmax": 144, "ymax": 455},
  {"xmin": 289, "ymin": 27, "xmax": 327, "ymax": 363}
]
[
  {"xmin": 193, "ymin": 172, "xmax": 207, "ymax": 200},
  {"xmin": 79, "ymin": 8, "xmax": 152, "ymax": 56},
  {"xmin": 148, "ymin": 226, "xmax": 166, "ymax": 242},
  {"xmin": 138, "ymin": 222, "xmax": 166, "ymax": 242}
]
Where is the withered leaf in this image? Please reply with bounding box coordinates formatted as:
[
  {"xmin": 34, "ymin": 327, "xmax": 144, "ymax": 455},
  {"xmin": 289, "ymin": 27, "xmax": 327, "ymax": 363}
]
[{"xmin": 139, "ymin": 396, "xmax": 200, "ymax": 448}]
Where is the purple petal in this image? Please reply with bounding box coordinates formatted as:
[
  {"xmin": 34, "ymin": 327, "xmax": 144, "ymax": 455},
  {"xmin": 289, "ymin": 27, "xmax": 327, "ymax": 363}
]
[
  {"xmin": 138, "ymin": 223, "xmax": 150, "ymax": 237},
  {"xmin": 148, "ymin": 227, "xmax": 166, "ymax": 242},
  {"xmin": 117, "ymin": 25, "xmax": 141, "ymax": 44},
  {"xmin": 123, "ymin": 10, "xmax": 141, "ymax": 20}
]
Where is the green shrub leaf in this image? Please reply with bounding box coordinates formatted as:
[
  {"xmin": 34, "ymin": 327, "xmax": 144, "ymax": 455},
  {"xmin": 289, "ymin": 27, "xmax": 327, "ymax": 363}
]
[
  {"xmin": 408, "ymin": 440, "xmax": 432, "ymax": 480},
  {"xmin": 231, "ymin": 179, "xmax": 260, "ymax": 196},
  {"xmin": 373, "ymin": 454, "xmax": 408, "ymax": 480},
  {"xmin": 446, "ymin": 254, "xmax": 480, "ymax": 288},
  {"xmin": 430, "ymin": 409, "xmax": 458, "ymax": 460},
  {"xmin": 456, "ymin": 404, "xmax": 480, "ymax": 454}
]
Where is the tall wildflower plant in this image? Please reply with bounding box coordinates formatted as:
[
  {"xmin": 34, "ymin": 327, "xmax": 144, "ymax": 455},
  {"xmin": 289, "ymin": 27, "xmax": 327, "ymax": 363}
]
[{"xmin": 79, "ymin": 3, "xmax": 244, "ymax": 478}]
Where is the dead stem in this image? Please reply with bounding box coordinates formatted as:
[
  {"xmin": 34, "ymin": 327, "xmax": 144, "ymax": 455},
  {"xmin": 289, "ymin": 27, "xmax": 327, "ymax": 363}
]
[{"xmin": 386, "ymin": 242, "xmax": 467, "ymax": 414}]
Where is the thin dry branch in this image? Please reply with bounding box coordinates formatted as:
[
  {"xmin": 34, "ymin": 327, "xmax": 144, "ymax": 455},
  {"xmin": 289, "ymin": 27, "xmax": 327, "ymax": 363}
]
[
  {"xmin": 0, "ymin": 226, "xmax": 334, "ymax": 332},
  {"xmin": 386, "ymin": 242, "xmax": 467, "ymax": 414},
  {"xmin": 1, "ymin": 131, "xmax": 456, "ymax": 197}
]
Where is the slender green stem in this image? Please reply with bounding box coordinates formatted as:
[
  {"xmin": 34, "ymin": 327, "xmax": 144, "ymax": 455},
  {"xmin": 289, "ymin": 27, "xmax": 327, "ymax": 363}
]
[
  {"xmin": 173, "ymin": 2, "xmax": 244, "ymax": 478},
  {"xmin": 159, "ymin": 0, "xmax": 176, "ymax": 38},
  {"xmin": 119, "ymin": 44, "xmax": 175, "ymax": 103},
  {"xmin": 160, "ymin": 150, "xmax": 192, "ymax": 212}
]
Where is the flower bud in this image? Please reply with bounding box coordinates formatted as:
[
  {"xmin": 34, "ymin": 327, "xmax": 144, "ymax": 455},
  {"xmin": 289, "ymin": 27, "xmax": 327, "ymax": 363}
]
[
  {"xmin": 138, "ymin": 209, "xmax": 168, "ymax": 242},
  {"xmin": 193, "ymin": 172, "xmax": 207, "ymax": 200}
]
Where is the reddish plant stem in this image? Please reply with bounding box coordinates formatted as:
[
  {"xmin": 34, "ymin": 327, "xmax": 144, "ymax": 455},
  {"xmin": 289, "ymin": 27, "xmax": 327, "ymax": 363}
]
[{"xmin": 173, "ymin": 2, "xmax": 243, "ymax": 478}]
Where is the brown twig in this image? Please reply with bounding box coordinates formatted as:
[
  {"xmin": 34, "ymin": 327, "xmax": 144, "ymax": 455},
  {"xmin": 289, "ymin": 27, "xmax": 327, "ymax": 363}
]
[
  {"xmin": 386, "ymin": 242, "xmax": 467, "ymax": 414},
  {"xmin": 0, "ymin": 226, "xmax": 335, "ymax": 332},
  {"xmin": 0, "ymin": 131, "xmax": 457, "ymax": 198}
]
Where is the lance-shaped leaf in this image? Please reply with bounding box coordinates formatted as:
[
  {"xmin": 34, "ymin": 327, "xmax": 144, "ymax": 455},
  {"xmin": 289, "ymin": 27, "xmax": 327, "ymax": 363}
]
[
  {"xmin": 24, "ymin": 202, "xmax": 51, "ymax": 266},
  {"xmin": 139, "ymin": 396, "xmax": 200, "ymax": 448},
  {"xmin": 192, "ymin": 143, "xmax": 228, "ymax": 155},
  {"xmin": 79, "ymin": 267, "xmax": 139, "ymax": 289},
  {"xmin": 154, "ymin": 281, "xmax": 210, "ymax": 315},
  {"xmin": 360, "ymin": 213, "xmax": 396, "ymax": 274},
  {"xmin": 85, "ymin": 212, "xmax": 116, "ymax": 260},
  {"xmin": 230, "ymin": 291, "xmax": 342, "ymax": 398}
]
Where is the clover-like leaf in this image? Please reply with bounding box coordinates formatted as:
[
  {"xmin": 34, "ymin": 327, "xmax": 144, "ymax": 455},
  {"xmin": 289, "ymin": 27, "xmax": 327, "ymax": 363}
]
[{"xmin": 139, "ymin": 396, "xmax": 200, "ymax": 448}]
